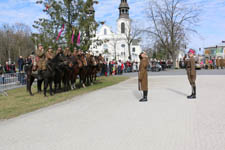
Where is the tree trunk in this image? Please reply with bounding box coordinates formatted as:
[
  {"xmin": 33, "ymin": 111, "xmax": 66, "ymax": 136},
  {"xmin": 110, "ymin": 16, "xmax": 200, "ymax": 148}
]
[
  {"xmin": 172, "ymin": 54, "xmax": 177, "ymax": 69},
  {"xmin": 128, "ymin": 43, "xmax": 132, "ymax": 60}
]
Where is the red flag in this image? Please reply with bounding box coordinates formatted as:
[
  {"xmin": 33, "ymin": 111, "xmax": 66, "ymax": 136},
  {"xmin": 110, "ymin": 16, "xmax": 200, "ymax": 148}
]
[
  {"xmin": 56, "ymin": 24, "xmax": 64, "ymax": 41},
  {"xmin": 77, "ymin": 32, "xmax": 80, "ymax": 46}
]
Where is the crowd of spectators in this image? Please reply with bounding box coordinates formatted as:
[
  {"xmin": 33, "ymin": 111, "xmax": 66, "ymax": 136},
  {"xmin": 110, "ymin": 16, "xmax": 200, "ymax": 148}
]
[
  {"xmin": 0, "ymin": 56, "xmax": 32, "ymax": 85},
  {"xmin": 100, "ymin": 60, "xmax": 139, "ymax": 76}
]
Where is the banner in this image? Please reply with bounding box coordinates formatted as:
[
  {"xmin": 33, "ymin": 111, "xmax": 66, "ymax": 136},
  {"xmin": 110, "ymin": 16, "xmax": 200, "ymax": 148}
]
[
  {"xmin": 56, "ymin": 24, "xmax": 64, "ymax": 41},
  {"xmin": 71, "ymin": 29, "xmax": 75, "ymax": 44}
]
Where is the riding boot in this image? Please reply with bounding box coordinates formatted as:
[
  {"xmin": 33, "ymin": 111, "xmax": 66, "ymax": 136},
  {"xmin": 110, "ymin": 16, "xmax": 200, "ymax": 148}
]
[
  {"xmin": 192, "ymin": 86, "xmax": 196, "ymax": 99},
  {"xmin": 140, "ymin": 91, "xmax": 148, "ymax": 102},
  {"xmin": 187, "ymin": 86, "xmax": 194, "ymax": 99}
]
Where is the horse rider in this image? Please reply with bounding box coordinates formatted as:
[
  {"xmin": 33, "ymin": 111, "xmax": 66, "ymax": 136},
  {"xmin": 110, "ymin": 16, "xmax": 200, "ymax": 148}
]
[
  {"xmin": 98, "ymin": 54, "xmax": 104, "ymax": 64},
  {"xmin": 45, "ymin": 46, "xmax": 55, "ymax": 61},
  {"xmin": 56, "ymin": 47, "xmax": 64, "ymax": 56},
  {"xmin": 64, "ymin": 47, "xmax": 72, "ymax": 57},
  {"xmin": 36, "ymin": 44, "xmax": 45, "ymax": 80}
]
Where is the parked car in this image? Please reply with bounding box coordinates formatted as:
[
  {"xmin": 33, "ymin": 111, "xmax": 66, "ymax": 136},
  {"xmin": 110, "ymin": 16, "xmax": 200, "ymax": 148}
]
[
  {"xmin": 195, "ymin": 63, "xmax": 201, "ymax": 70},
  {"xmin": 151, "ymin": 62, "xmax": 162, "ymax": 72}
]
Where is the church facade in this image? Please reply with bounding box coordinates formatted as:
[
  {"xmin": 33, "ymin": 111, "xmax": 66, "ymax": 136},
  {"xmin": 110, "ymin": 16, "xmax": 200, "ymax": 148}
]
[{"xmin": 90, "ymin": 0, "xmax": 142, "ymax": 62}]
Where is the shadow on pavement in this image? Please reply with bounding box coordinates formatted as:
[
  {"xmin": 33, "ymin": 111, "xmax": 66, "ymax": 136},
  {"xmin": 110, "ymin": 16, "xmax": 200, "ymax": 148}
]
[{"xmin": 166, "ymin": 88, "xmax": 188, "ymax": 97}]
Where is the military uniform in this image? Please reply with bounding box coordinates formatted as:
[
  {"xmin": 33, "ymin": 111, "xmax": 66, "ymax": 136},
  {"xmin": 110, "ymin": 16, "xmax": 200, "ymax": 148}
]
[
  {"xmin": 186, "ymin": 49, "xmax": 197, "ymax": 99},
  {"xmin": 36, "ymin": 48, "xmax": 45, "ymax": 70},
  {"xmin": 138, "ymin": 53, "xmax": 149, "ymax": 102},
  {"xmin": 216, "ymin": 59, "xmax": 220, "ymax": 69},
  {"xmin": 64, "ymin": 48, "xmax": 71, "ymax": 57}
]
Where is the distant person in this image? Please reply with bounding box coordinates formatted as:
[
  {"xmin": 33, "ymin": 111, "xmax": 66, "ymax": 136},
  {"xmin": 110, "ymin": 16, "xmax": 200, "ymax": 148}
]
[
  {"xmin": 18, "ymin": 56, "xmax": 24, "ymax": 72},
  {"xmin": 138, "ymin": 52, "xmax": 149, "ymax": 102},
  {"xmin": 185, "ymin": 49, "xmax": 197, "ymax": 99},
  {"xmin": 0, "ymin": 64, "xmax": 4, "ymax": 75},
  {"xmin": 4, "ymin": 61, "xmax": 11, "ymax": 73}
]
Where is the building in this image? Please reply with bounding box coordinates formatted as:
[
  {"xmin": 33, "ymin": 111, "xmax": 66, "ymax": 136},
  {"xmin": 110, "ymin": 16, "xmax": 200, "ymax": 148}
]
[
  {"xmin": 90, "ymin": 0, "xmax": 142, "ymax": 62},
  {"xmin": 204, "ymin": 41, "xmax": 225, "ymax": 59}
]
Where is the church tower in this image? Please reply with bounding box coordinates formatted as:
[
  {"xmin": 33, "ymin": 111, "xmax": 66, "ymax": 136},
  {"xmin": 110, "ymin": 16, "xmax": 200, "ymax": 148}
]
[
  {"xmin": 117, "ymin": 0, "xmax": 131, "ymax": 35},
  {"xmin": 119, "ymin": 0, "xmax": 129, "ymax": 19}
]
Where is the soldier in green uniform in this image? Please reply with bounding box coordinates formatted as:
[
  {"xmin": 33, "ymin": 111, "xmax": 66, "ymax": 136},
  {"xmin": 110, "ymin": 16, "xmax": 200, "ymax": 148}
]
[
  {"xmin": 36, "ymin": 44, "xmax": 45, "ymax": 79},
  {"xmin": 138, "ymin": 52, "xmax": 149, "ymax": 102},
  {"xmin": 186, "ymin": 49, "xmax": 197, "ymax": 99}
]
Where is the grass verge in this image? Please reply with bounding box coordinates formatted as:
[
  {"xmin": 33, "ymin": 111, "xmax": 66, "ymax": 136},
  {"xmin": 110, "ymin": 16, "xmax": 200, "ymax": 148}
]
[{"xmin": 0, "ymin": 76, "xmax": 129, "ymax": 119}]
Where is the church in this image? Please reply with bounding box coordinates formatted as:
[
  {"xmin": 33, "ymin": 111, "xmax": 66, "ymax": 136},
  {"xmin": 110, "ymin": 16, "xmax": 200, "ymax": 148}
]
[{"xmin": 90, "ymin": 0, "xmax": 142, "ymax": 62}]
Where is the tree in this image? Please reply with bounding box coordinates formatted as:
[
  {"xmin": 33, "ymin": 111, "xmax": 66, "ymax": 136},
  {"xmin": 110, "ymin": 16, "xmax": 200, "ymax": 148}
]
[
  {"xmin": 109, "ymin": 34, "xmax": 120, "ymax": 60},
  {"xmin": 124, "ymin": 20, "xmax": 142, "ymax": 61},
  {"xmin": 145, "ymin": 0, "xmax": 200, "ymax": 67},
  {"xmin": 33, "ymin": 0, "xmax": 99, "ymax": 51},
  {"xmin": 0, "ymin": 23, "xmax": 34, "ymax": 64}
]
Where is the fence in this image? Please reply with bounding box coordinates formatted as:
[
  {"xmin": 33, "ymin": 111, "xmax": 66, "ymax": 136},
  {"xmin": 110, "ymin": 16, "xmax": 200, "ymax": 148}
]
[{"xmin": 0, "ymin": 73, "xmax": 27, "ymax": 96}]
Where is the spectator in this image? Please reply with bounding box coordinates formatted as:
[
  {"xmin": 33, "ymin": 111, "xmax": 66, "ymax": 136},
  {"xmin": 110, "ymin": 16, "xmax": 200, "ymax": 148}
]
[
  {"xmin": 118, "ymin": 60, "xmax": 122, "ymax": 75},
  {"xmin": 25, "ymin": 56, "xmax": 32, "ymax": 65},
  {"xmin": 10, "ymin": 62, "xmax": 16, "ymax": 73},
  {"xmin": 0, "ymin": 64, "xmax": 4, "ymax": 75},
  {"xmin": 4, "ymin": 61, "xmax": 11, "ymax": 73},
  {"xmin": 121, "ymin": 61, "xmax": 124, "ymax": 74},
  {"xmin": 0, "ymin": 64, "xmax": 4, "ymax": 84},
  {"xmin": 18, "ymin": 56, "xmax": 24, "ymax": 72}
]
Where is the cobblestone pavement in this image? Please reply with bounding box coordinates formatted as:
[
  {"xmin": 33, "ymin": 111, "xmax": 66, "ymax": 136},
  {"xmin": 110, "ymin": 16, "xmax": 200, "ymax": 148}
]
[{"xmin": 0, "ymin": 75, "xmax": 225, "ymax": 150}]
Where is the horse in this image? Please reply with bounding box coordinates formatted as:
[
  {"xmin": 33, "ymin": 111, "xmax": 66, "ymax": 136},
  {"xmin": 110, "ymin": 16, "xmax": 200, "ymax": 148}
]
[
  {"xmin": 24, "ymin": 64, "xmax": 43, "ymax": 96},
  {"xmin": 86, "ymin": 55, "xmax": 97, "ymax": 85}
]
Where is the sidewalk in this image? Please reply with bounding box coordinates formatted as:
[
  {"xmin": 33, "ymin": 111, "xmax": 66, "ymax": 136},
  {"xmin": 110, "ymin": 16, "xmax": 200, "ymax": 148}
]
[{"xmin": 0, "ymin": 75, "xmax": 225, "ymax": 150}]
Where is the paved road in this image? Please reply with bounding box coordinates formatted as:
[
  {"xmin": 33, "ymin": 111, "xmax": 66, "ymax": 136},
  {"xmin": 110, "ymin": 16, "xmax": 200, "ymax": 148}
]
[
  {"xmin": 0, "ymin": 75, "xmax": 225, "ymax": 150},
  {"xmin": 123, "ymin": 69, "xmax": 225, "ymax": 77}
]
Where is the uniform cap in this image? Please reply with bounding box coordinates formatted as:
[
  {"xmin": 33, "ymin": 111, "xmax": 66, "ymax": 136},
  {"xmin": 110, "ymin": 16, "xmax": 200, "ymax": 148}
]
[{"xmin": 188, "ymin": 49, "xmax": 195, "ymax": 54}]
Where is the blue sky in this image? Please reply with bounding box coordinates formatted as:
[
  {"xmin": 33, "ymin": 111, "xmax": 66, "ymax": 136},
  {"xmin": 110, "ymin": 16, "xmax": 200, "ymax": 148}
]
[{"xmin": 0, "ymin": 0, "xmax": 225, "ymax": 53}]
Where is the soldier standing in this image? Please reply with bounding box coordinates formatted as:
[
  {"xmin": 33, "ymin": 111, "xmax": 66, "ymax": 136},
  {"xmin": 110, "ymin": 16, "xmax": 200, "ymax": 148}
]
[
  {"xmin": 36, "ymin": 44, "xmax": 45, "ymax": 79},
  {"xmin": 186, "ymin": 49, "xmax": 197, "ymax": 99},
  {"xmin": 138, "ymin": 52, "xmax": 149, "ymax": 102}
]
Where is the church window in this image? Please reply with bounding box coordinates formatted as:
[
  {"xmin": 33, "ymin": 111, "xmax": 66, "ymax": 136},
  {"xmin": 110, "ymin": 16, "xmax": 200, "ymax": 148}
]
[
  {"xmin": 121, "ymin": 22, "xmax": 125, "ymax": 34},
  {"xmin": 132, "ymin": 47, "xmax": 136, "ymax": 52},
  {"xmin": 104, "ymin": 28, "xmax": 107, "ymax": 35}
]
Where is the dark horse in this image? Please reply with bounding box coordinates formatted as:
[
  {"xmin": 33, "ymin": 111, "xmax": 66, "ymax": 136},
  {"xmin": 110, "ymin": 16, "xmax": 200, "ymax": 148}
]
[
  {"xmin": 24, "ymin": 64, "xmax": 43, "ymax": 96},
  {"xmin": 25, "ymin": 57, "xmax": 57, "ymax": 96}
]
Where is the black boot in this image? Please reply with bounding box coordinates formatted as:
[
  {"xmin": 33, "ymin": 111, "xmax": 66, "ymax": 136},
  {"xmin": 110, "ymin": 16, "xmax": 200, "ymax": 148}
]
[
  {"xmin": 187, "ymin": 86, "xmax": 196, "ymax": 99},
  {"xmin": 192, "ymin": 86, "xmax": 196, "ymax": 99},
  {"xmin": 140, "ymin": 91, "xmax": 148, "ymax": 102},
  {"xmin": 187, "ymin": 86, "xmax": 194, "ymax": 99}
]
